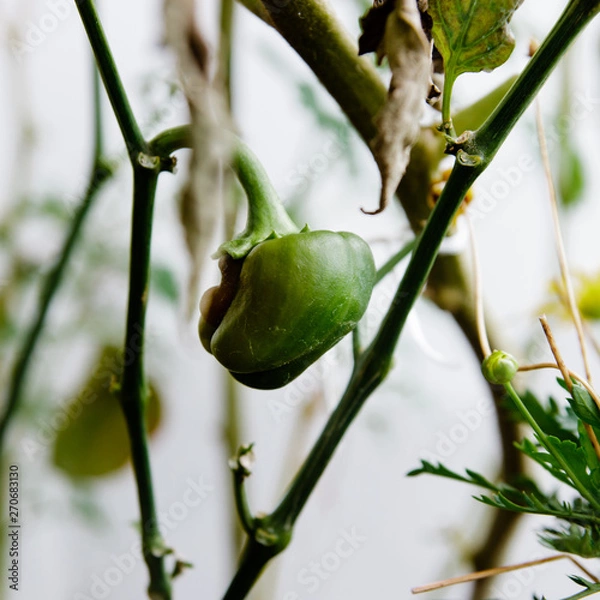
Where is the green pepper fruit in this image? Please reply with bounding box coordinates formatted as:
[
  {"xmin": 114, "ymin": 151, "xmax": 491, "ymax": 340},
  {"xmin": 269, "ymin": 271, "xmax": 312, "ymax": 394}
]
[{"xmin": 198, "ymin": 140, "xmax": 375, "ymax": 390}]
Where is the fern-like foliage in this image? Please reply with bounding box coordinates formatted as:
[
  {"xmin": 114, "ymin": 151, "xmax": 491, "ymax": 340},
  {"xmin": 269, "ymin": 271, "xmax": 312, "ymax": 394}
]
[{"xmin": 410, "ymin": 388, "xmax": 600, "ymax": 595}]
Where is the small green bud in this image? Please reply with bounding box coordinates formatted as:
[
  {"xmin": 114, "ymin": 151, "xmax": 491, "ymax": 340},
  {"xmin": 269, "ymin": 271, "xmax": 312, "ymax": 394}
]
[{"xmin": 481, "ymin": 350, "xmax": 519, "ymax": 385}]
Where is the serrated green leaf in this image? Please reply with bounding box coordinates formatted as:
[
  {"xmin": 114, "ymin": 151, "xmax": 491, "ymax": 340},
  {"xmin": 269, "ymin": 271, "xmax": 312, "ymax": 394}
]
[
  {"xmin": 568, "ymin": 384, "xmax": 600, "ymax": 428},
  {"xmin": 546, "ymin": 435, "xmax": 591, "ymax": 490},
  {"xmin": 541, "ymin": 523, "xmax": 600, "ymax": 558},
  {"xmin": 53, "ymin": 346, "xmax": 163, "ymax": 479},
  {"xmin": 516, "ymin": 436, "xmax": 579, "ymax": 488},
  {"xmin": 408, "ymin": 460, "xmax": 500, "ymax": 492},
  {"xmin": 428, "ymin": 0, "xmax": 523, "ymax": 115},
  {"xmin": 521, "ymin": 390, "xmax": 578, "ymax": 442},
  {"xmin": 579, "ymin": 422, "xmax": 600, "ymax": 475}
]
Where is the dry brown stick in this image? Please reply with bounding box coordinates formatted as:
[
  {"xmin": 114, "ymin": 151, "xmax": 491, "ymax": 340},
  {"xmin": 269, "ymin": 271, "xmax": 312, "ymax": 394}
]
[{"xmin": 413, "ymin": 554, "xmax": 599, "ymax": 594}]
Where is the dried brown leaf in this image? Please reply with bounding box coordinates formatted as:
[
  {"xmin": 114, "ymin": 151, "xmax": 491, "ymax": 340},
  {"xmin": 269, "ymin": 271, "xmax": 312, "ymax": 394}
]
[
  {"xmin": 358, "ymin": 0, "xmax": 395, "ymax": 57},
  {"xmin": 365, "ymin": 0, "xmax": 432, "ymax": 215},
  {"xmin": 164, "ymin": 0, "xmax": 234, "ymax": 316}
]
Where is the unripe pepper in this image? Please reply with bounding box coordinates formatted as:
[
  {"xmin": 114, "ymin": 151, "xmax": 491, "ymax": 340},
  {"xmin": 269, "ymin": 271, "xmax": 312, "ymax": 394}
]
[{"xmin": 199, "ymin": 140, "xmax": 375, "ymax": 390}]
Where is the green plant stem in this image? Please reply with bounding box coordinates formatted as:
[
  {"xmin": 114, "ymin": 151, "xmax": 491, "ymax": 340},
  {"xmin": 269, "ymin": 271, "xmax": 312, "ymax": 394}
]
[
  {"xmin": 75, "ymin": 0, "xmax": 147, "ymax": 160},
  {"xmin": 73, "ymin": 4, "xmax": 192, "ymax": 597},
  {"xmin": 232, "ymin": 141, "xmax": 299, "ymax": 235},
  {"xmin": 218, "ymin": 0, "xmax": 244, "ymax": 560},
  {"xmin": 441, "ymin": 75, "xmax": 457, "ymax": 138},
  {"xmin": 504, "ymin": 382, "xmax": 600, "ymax": 513},
  {"xmin": 222, "ymin": 2, "xmax": 600, "ymax": 597},
  {"xmin": 259, "ymin": 0, "xmax": 386, "ymax": 144},
  {"xmin": 0, "ymin": 65, "xmax": 112, "ymax": 454},
  {"xmin": 225, "ymin": 539, "xmax": 278, "ymax": 598},
  {"xmin": 119, "ymin": 163, "xmax": 172, "ymax": 600},
  {"xmin": 149, "ymin": 126, "xmax": 193, "ymax": 160},
  {"xmin": 232, "ymin": 470, "xmax": 255, "ymax": 537},
  {"xmin": 564, "ymin": 581, "xmax": 600, "ymax": 600},
  {"xmin": 374, "ymin": 238, "xmax": 416, "ymax": 284},
  {"xmin": 275, "ymin": 163, "xmax": 477, "ymax": 523},
  {"xmin": 225, "ymin": 373, "xmax": 245, "ymax": 554},
  {"xmin": 235, "ymin": 0, "xmax": 273, "ymax": 24}
]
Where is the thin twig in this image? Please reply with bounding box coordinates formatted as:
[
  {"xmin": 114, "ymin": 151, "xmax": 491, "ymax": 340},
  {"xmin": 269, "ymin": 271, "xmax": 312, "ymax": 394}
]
[
  {"xmin": 75, "ymin": 0, "xmax": 148, "ymax": 160},
  {"xmin": 519, "ymin": 361, "xmax": 600, "ymax": 411},
  {"xmin": 413, "ymin": 554, "xmax": 598, "ymax": 594},
  {"xmin": 539, "ymin": 315, "xmax": 600, "ymax": 458},
  {"xmin": 465, "ymin": 214, "xmax": 491, "ymax": 357},
  {"xmin": 535, "ymin": 101, "xmax": 593, "ymax": 382},
  {"xmin": 540, "ymin": 315, "xmax": 575, "ymax": 386}
]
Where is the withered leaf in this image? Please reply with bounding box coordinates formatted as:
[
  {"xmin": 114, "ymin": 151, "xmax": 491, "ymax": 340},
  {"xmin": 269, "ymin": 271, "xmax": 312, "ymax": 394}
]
[
  {"xmin": 358, "ymin": 0, "xmax": 396, "ymax": 57},
  {"xmin": 53, "ymin": 346, "xmax": 163, "ymax": 479},
  {"xmin": 164, "ymin": 0, "xmax": 234, "ymax": 316},
  {"xmin": 366, "ymin": 0, "xmax": 432, "ymax": 214}
]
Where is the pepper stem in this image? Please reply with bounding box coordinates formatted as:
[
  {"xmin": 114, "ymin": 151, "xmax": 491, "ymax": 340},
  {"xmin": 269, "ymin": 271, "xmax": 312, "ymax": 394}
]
[{"xmin": 218, "ymin": 139, "xmax": 301, "ymax": 259}]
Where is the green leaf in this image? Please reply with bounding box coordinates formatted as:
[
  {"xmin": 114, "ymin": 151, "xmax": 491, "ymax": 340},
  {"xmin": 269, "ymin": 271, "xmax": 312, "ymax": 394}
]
[
  {"xmin": 428, "ymin": 0, "xmax": 523, "ymax": 77},
  {"xmin": 151, "ymin": 264, "xmax": 179, "ymax": 304},
  {"xmin": 578, "ymin": 422, "xmax": 600, "ymax": 475},
  {"xmin": 53, "ymin": 346, "xmax": 163, "ymax": 479},
  {"xmin": 541, "ymin": 523, "xmax": 600, "ymax": 558},
  {"xmin": 546, "ymin": 435, "xmax": 591, "ymax": 490},
  {"xmin": 427, "ymin": 0, "xmax": 523, "ymax": 121},
  {"xmin": 561, "ymin": 578, "xmax": 600, "ymax": 600},
  {"xmin": 477, "ymin": 490, "xmax": 600, "ymax": 526},
  {"xmin": 520, "ymin": 390, "xmax": 578, "ymax": 443},
  {"xmin": 568, "ymin": 383, "xmax": 600, "ymax": 428},
  {"xmin": 410, "ymin": 461, "xmax": 600, "ymax": 524},
  {"xmin": 408, "ymin": 460, "xmax": 500, "ymax": 492},
  {"xmin": 516, "ymin": 437, "xmax": 574, "ymax": 488}
]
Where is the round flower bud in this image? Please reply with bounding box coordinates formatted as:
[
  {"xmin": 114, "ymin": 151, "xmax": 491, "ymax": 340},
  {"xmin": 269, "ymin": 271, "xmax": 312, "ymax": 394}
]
[{"xmin": 481, "ymin": 350, "xmax": 519, "ymax": 385}]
